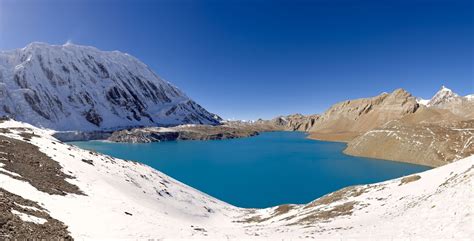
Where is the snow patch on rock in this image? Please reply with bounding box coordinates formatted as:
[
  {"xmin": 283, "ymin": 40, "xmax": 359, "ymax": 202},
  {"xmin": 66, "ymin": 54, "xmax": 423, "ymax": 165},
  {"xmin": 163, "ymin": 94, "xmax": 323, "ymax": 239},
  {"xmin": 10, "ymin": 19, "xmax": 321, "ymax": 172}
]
[{"xmin": 11, "ymin": 209, "xmax": 48, "ymax": 225}]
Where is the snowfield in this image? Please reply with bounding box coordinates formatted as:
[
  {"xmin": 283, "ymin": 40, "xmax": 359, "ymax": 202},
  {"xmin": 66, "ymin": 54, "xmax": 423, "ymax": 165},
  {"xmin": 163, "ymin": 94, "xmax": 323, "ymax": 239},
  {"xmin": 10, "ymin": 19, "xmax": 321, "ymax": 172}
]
[{"xmin": 0, "ymin": 120, "xmax": 473, "ymax": 239}]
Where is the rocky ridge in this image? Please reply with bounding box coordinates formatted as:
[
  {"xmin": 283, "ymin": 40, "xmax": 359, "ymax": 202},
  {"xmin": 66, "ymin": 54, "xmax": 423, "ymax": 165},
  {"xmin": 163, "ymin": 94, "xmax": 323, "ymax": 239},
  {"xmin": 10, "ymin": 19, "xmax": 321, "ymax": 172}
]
[{"xmin": 307, "ymin": 88, "xmax": 419, "ymax": 140}]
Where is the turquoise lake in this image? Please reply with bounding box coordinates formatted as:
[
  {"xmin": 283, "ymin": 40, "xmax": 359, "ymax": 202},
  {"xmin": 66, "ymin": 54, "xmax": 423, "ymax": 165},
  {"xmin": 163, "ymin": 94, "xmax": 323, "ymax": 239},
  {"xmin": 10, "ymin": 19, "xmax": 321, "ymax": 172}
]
[{"xmin": 72, "ymin": 131, "xmax": 430, "ymax": 208}]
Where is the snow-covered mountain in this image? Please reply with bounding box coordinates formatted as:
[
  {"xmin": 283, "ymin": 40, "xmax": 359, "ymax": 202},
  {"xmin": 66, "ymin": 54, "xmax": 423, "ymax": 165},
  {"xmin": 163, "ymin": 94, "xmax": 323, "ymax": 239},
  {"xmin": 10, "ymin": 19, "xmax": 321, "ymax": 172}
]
[
  {"xmin": 417, "ymin": 85, "xmax": 474, "ymax": 107},
  {"xmin": 416, "ymin": 85, "xmax": 474, "ymax": 107},
  {"xmin": 426, "ymin": 85, "xmax": 462, "ymax": 107},
  {"xmin": 0, "ymin": 119, "xmax": 472, "ymax": 239},
  {"xmin": 414, "ymin": 85, "xmax": 474, "ymax": 119},
  {"xmin": 0, "ymin": 42, "xmax": 221, "ymax": 131}
]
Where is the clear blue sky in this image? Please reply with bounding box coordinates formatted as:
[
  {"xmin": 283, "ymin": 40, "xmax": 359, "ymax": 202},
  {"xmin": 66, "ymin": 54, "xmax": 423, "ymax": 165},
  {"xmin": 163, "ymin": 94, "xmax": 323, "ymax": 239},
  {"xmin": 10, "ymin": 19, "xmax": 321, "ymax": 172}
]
[{"xmin": 0, "ymin": 0, "xmax": 472, "ymax": 120}]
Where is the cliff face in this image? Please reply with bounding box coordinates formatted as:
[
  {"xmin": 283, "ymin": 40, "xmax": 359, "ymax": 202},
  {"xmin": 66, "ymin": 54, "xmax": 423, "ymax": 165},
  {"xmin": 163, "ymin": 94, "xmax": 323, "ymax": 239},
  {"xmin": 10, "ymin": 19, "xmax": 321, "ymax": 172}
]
[{"xmin": 0, "ymin": 43, "xmax": 220, "ymax": 131}]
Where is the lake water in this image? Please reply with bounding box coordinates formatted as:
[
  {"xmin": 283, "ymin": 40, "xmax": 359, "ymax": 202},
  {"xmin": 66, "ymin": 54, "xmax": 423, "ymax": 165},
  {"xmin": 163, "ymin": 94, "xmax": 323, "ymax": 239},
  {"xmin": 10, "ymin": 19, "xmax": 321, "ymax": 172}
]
[{"xmin": 72, "ymin": 131, "xmax": 430, "ymax": 208}]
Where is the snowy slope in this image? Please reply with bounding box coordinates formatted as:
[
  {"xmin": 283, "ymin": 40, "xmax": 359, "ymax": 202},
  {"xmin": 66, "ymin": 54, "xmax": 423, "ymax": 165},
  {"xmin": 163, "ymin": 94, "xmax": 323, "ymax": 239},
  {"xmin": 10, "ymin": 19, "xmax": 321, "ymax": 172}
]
[
  {"xmin": 0, "ymin": 42, "xmax": 221, "ymax": 131},
  {"xmin": 0, "ymin": 120, "xmax": 473, "ymax": 239}
]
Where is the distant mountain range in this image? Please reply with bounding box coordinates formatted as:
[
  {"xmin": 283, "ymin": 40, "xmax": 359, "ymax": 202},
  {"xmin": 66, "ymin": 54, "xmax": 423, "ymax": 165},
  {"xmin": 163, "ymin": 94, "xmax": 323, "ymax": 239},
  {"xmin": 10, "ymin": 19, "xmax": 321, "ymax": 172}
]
[
  {"xmin": 259, "ymin": 85, "xmax": 472, "ymax": 134},
  {"xmin": 0, "ymin": 42, "xmax": 221, "ymax": 131}
]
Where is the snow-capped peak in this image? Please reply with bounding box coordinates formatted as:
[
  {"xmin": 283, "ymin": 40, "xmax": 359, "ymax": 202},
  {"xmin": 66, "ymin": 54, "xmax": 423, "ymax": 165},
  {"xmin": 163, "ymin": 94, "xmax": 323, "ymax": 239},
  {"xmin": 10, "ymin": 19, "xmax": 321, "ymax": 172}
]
[
  {"xmin": 0, "ymin": 42, "xmax": 221, "ymax": 131},
  {"xmin": 440, "ymin": 85, "xmax": 452, "ymax": 92},
  {"xmin": 426, "ymin": 85, "xmax": 461, "ymax": 107}
]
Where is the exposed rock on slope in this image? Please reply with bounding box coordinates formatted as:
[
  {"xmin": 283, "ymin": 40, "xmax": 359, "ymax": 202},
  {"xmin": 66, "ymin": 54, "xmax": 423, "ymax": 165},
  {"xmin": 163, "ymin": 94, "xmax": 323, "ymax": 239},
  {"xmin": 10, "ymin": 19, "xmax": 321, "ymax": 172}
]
[
  {"xmin": 307, "ymin": 88, "xmax": 419, "ymax": 142},
  {"xmin": 108, "ymin": 125, "xmax": 258, "ymax": 143},
  {"xmin": 345, "ymin": 120, "xmax": 474, "ymax": 167},
  {"xmin": 0, "ymin": 187, "xmax": 72, "ymax": 240},
  {"xmin": 0, "ymin": 133, "xmax": 83, "ymax": 195},
  {"xmin": 0, "ymin": 120, "xmax": 472, "ymax": 239},
  {"xmin": 0, "ymin": 42, "xmax": 220, "ymax": 131}
]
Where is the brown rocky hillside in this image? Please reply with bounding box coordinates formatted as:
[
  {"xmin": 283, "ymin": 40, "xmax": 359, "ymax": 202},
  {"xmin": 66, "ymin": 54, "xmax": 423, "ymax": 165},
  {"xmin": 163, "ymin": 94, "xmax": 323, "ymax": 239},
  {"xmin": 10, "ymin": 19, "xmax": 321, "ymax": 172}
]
[
  {"xmin": 308, "ymin": 88, "xmax": 419, "ymax": 141},
  {"xmin": 344, "ymin": 119, "xmax": 474, "ymax": 167}
]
